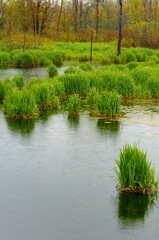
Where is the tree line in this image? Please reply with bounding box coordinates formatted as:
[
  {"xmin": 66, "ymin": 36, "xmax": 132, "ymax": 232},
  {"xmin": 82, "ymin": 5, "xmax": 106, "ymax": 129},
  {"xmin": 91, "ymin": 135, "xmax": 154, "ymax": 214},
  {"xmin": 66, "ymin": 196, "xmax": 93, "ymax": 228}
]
[{"xmin": 0, "ymin": 0, "xmax": 159, "ymax": 49}]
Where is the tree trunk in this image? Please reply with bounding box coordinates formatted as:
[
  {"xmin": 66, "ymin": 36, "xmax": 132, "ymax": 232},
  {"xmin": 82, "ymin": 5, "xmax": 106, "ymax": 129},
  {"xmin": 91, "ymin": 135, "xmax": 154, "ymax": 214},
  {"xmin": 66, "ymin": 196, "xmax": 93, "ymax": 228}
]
[
  {"xmin": 57, "ymin": 0, "xmax": 63, "ymax": 32},
  {"xmin": 96, "ymin": 0, "xmax": 99, "ymax": 41},
  {"xmin": 117, "ymin": 0, "xmax": 122, "ymax": 56}
]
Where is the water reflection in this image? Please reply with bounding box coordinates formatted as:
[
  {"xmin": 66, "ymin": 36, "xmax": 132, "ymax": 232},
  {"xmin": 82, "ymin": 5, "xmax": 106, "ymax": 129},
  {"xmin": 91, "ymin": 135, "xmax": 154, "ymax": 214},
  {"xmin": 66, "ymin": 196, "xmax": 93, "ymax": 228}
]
[
  {"xmin": 39, "ymin": 109, "xmax": 60, "ymax": 123},
  {"xmin": 96, "ymin": 119, "xmax": 120, "ymax": 134},
  {"xmin": 5, "ymin": 117, "xmax": 36, "ymax": 135},
  {"xmin": 67, "ymin": 115, "xmax": 80, "ymax": 129},
  {"xmin": 118, "ymin": 193, "xmax": 153, "ymax": 227}
]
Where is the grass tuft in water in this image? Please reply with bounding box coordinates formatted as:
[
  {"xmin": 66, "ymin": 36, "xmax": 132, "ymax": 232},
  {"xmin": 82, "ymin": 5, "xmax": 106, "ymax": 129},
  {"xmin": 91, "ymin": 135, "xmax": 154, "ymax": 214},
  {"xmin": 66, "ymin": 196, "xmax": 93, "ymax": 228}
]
[
  {"xmin": 67, "ymin": 94, "xmax": 80, "ymax": 116},
  {"xmin": 4, "ymin": 89, "xmax": 37, "ymax": 119},
  {"xmin": 97, "ymin": 91, "xmax": 120, "ymax": 117},
  {"xmin": 47, "ymin": 64, "xmax": 58, "ymax": 78},
  {"xmin": 114, "ymin": 144, "xmax": 158, "ymax": 193}
]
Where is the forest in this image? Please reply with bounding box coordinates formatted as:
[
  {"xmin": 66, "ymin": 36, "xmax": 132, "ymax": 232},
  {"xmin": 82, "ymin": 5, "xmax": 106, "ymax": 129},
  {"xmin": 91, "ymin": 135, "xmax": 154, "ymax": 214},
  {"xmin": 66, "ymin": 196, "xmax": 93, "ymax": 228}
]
[{"xmin": 0, "ymin": 0, "xmax": 158, "ymax": 50}]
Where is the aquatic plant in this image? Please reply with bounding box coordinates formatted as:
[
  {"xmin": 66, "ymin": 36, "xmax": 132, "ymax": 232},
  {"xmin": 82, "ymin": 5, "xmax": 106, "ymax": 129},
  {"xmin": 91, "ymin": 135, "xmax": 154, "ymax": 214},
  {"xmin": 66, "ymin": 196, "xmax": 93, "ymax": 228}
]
[
  {"xmin": 51, "ymin": 96, "xmax": 60, "ymax": 108},
  {"xmin": 0, "ymin": 52, "xmax": 10, "ymax": 64},
  {"xmin": 114, "ymin": 144, "xmax": 158, "ymax": 193},
  {"xmin": 67, "ymin": 94, "xmax": 80, "ymax": 116},
  {"xmin": 4, "ymin": 89, "xmax": 37, "ymax": 118},
  {"xmin": 13, "ymin": 52, "xmax": 33, "ymax": 66},
  {"xmin": 87, "ymin": 87, "xmax": 99, "ymax": 105},
  {"xmin": 30, "ymin": 84, "xmax": 51, "ymax": 108},
  {"xmin": 59, "ymin": 73, "xmax": 90, "ymax": 95},
  {"xmin": 64, "ymin": 66, "xmax": 81, "ymax": 74},
  {"xmin": 0, "ymin": 81, "xmax": 5, "ymax": 99},
  {"xmin": 97, "ymin": 91, "xmax": 120, "ymax": 116},
  {"xmin": 12, "ymin": 74, "xmax": 24, "ymax": 88},
  {"xmin": 79, "ymin": 62, "xmax": 93, "ymax": 71},
  {"xmin": 47, "ymin": 64, "xmax": 58, "ymax": 78}
]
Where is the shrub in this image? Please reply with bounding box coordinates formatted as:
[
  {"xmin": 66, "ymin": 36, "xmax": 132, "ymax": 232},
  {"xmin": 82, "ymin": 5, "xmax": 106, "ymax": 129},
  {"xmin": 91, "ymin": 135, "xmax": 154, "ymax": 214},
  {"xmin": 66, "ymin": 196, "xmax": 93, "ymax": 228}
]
[
  {"xmin": 47, "ymin": 64, "xmax": 58, "ymax": 78},
  {"xmin": 97, "ymin": 91, "xmax": 120, "ymax": 116},
  {"xmin": 4, "ymin": 89, "xmax": 37, "ymax": 118},
  {"xmin": 114, "ymin": 144, "xmax": 158, "ymax": 193},
  {"xmin": 67, "ymin": 94, "xmax": 80, "ymax": 115}
]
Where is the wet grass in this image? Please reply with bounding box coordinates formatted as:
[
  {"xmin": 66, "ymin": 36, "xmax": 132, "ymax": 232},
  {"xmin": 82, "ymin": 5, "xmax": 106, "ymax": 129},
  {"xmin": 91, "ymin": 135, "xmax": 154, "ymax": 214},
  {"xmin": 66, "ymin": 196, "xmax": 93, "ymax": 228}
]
[
  {"xmin": 114, "ymin": 144, "xmax": 158, "ymax": 193},
  {"xmin": 1, "ymin": 57, "xmax": 159, "ymax": 119}
]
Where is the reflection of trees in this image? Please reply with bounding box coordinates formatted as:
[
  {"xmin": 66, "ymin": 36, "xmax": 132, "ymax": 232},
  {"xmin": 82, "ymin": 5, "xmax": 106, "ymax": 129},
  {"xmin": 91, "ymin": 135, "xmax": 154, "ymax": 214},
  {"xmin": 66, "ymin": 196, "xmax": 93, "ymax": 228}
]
[
  {"xmin": 118, "ymin": 193, "xmax": 154, "ymax": 226},
  {"xmin": 67, "ymin": 115, "xmax": 80, "ymax": 129},
  {"xmin": 5, "ymin": 117, "xmax": 36, "ymax": 135},
  {"xmin": 97, "ymin": 119, "xmax": 120, "ymax": 134}
]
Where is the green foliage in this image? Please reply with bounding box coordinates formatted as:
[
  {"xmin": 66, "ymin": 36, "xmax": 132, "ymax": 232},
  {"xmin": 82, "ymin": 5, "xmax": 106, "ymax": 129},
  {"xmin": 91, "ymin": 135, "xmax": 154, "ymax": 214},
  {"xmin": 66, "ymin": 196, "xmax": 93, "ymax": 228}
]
[
  {"xmin": 79, "ymin": 63, "xmax": 93, "ymax": 71},
  {"xmin": 51, "ymin": 96, "xmax": 60, "ymax": 108},
  {"xmin": 97, "ymin": 91, "xmax": 120, "ymax": 116},
  {"xmin": 59, "ymin": 73, "xmax": 90, "ymax": 95},
  {"xmin": 146, "ymin": 77, "xmax": 159, "ymax": 97},
  {"xmin": 67, "ymin": 94, "xmax": 80, "ymax": 115},
  {"xmin": 30, "ymin": 83, "xmax": 50, "ymax": 108},
  {"xmin": 47, "ymin": 78, "xmax": 65, "ymax": 97},
  {"xmin": 132, "ymin": 68, "xmax": 151, "ymax": 85},
  {"xmin": 116, "ymin": 73, "xmax": 134, "ymax": 97},
  {"xmin": 126, "ymin": 62, "xmax": 138, "ymax": 70},
  {"xmin": 64, "ymin": 66, "xmax": 82, "ymax": 74},
  {"xmin": 0, "ymin": 81, "xmax": 5, "ymax": 99},
  {"xmin": 12, "ymin": 74, "xmax": 24, "ymax": 88},
  {"xmin": 0, "ymin": 52, "xmax": 10, "ymax": 64},
  {"xmin": 87, "ymin": 87, "xmax": 99, "ymax": 105},
  {"xmin": 13, "ymin": 52, "xmax": 33, "ymax": 66},
  {"xmin": 4, "ymin": 89, "xmax": 37, "ymax": 118},
  {"xmin": 114, "ymin": 144, "xmax": 158, "ymax": 193},
  {"xmin": 47, "ymin": 64, "xmax": 58, "ymax": 77}
]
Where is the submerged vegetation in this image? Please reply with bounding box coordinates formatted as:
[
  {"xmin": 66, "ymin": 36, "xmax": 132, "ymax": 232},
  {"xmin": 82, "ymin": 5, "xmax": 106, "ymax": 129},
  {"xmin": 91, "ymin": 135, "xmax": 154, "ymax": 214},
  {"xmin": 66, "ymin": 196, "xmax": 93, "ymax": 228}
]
[{"xmin": 114, "ymin": 144, "xmax": 158, "ymax": 193}]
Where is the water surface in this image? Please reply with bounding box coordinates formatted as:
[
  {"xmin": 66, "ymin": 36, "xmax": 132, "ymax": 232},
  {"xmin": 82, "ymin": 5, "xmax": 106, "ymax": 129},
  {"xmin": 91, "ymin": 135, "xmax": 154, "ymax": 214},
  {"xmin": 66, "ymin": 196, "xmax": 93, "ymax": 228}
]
[{"xmin": 0, "ymin": 102, "xmax": 159, "ymax": 240}]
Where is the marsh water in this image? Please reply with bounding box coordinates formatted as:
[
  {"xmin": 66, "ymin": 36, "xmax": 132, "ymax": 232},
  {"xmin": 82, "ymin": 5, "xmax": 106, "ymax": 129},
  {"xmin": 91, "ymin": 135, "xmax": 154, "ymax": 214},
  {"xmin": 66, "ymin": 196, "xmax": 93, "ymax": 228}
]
[
  {"xmin": 0, "ymin": 100, "xmax": 159, "ymax": 240},
  {"xmin": 0, "ymin": 65, "xmax": 159, "ymax": 239}
]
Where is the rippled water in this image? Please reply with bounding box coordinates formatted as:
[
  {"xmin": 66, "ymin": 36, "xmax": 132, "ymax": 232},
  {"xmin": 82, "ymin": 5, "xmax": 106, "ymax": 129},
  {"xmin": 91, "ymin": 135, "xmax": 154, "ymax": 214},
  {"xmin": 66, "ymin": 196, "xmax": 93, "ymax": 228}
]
[{"xmin": 0, "ymin": 101, "xmax": 159, "ymax": 240}]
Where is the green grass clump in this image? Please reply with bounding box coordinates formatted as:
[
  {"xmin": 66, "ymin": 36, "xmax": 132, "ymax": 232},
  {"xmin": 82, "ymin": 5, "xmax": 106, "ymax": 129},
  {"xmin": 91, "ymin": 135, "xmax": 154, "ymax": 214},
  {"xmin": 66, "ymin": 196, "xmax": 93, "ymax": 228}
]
[
  {"xmin": 46, "ymin": 78, "xmax": 65, "ymax": 97},
  {"xmin": 0, "ymin": 52, "xmax": 10, "ymax": 64},
  {"xmin": 4, "ymin": 89, "xmax": 37, "ymax": 118},
  {"xmin": 30, "ymin": 84, "xmax": 50, "ymax": 108},
  {"xmin": 59, "ymin": 73, "xmax": 90, "ymax": 95},
  {"xmin": 146, "ymin": 77, "xmax": 159, "ymax": 98},
  {"xmin": 67, "ymin": 94, "xmax": 80, "ymax": 116},
  {"xmin": 79, "ymin": 63, "xmax": 93, "ymax": 71},
  {"xmin": 0, "ymin": 81, "xmax": 5, "ymax": 99},
  {"xmin": 126, "ymin": 62, "xmax": 138, "ymax": 70},
  {"xmin": 47, "ymin": 64, "xmax": 58, "ymax": 78},
  {"xmin": 64, "ymin": 66, "xmax": 81, "ymax": 74},
  {"xmin": 132, "ymin": 68, "xmax": 151, "ymax": 85},
  {"xmin": 87, "ymin": 87, "xmax": 99, "ymax": 105},
  {"xmin": 114, "ymin": 144, "xmax": 158, "ymax": 193},
  {"xmin": 51, "ymin": 96, "xmax": 60, "ymax": 108},
  {"xmin": 97, "ymin": 91, "xmax": 120, "ymax": 116},
  {"xmin": 13, "ymin": 52, "xmax": 33, "ymax": 66},
  {"xmin": 12, "ymin": 74, "xmax": 24, "ymax": 88}
]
